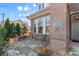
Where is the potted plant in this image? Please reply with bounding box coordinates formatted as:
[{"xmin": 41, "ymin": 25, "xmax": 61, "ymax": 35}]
[
  {"xmin": 67, "ymin": 46, "xmax": 75, "ymax": 55},
  {"xmin": 9, "ymin": 31, "xmax": 17, "ymax": 45},
  {"xmin": 8, "ymin": 23, "xmax": 18, "ymax": 45}
]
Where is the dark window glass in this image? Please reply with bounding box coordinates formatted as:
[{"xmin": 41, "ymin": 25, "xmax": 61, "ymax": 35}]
[
  {"xmin": 38, "ymin": 26, "xmax": 43, "ymax": 33},
  {"xmin": 34, "ymin": 27, "xmax": 36, "ymax": 33},
  {"xmin": 42, "ymin": 3, "xmax": 44, "ymax": 8},
  {"xmin": 38, "ymin": 21, "xmax": 42, "ymax": 26},
  {"xmin": 39, "ymin": 4, "xmax": 41, "ymax": 10}
]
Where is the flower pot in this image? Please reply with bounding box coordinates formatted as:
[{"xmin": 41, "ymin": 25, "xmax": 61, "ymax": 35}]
[
  {"xmin": 9, "ymin": 37, "xmax": 18, "ymax": 45},
  {"xmin": 43, "ymin": 47, "xmax": 48, "ymax": 52}
]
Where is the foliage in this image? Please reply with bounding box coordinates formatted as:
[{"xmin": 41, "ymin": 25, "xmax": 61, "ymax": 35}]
[
  {"xmin": 16, "ymin": 23, "xmax": 21, "ymax": 36},
  {"xmin": 4, "ymin": 18, "xmax": 11, "ymax": 39},
  {"xmin": 0, "ymin": 28, "xmax": 7, "ymax": 55},
  {"xmin": 0, "ymin": 28, "xmax": 6, "ymax": 39},
  {"xmin": 0, "ymin": 18, "xmax": 29, "ymax": 55},
  {"xmin": 9, "ymin": 23, "xmax": 16, "ymax": 38},
  {"xmin": 21, "ymin": 25, "xmax": 28, "ymax": 35},
  {"xmin": 4, "ymin": 18, "xmax": 28, "ymax": 37},
  {"xmin": 34, "ymin": 45, "xmax": 52, "ymax": 56},
  {"xmin": 67, "ymin": 46, "xmax": 75, "ymax": 53}
]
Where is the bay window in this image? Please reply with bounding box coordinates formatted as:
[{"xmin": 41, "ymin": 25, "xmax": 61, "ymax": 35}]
[
  {"xmin": 33, "ymin": 15, "xmax": 50, "ymax": 34},
  {"xmin": 33, "ymin": 19, "xmax": 37, "ymax": 34},
  {"xmin": 38, "ymin": 18, "xmax": 43, "ymax": 33},
  {"xmin": 38, "ymin": 27, "xmax": 43, "ymax": 33},
  {"xmin": 34, "ymin": 27, "xmax": 36, "ymax": 33}
]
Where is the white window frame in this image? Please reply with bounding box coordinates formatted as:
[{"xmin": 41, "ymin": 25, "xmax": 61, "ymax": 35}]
[
  {"xmin": 38, "ymin": 17, "xmax": 44, "ymax": 34},
  {"xmin": 33, "ymin": 15, "xmax": 50, "ymax": 34},
  {"xmin": 33, "ymin": 19, "xmax": 38, "ymax": 34},
  {"xmin": 45, "ymin": 16, "xmax": 50, "ymax": 34},
  {"xmin": 38, "ymin": 3, "xmax": 49, "ymax": 10}
]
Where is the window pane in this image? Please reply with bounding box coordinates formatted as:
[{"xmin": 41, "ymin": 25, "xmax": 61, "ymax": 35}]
[
  {"xmin": 45, "ymin": 19, "xmax": 48, "ymax": 24},
  {"xmin": 38, "ymin": 18, "xmax": 43, "ymax": 26},
  {"xmin": 46, "ymin": 26, "xmax": 49, "ymax": 33},
  {"xmin": 38, "ymin": 26, "xmax": 43, "ymax": 33},
  {"xmin": 39, "ymin": 4, "xmax": 41, "ymax": 10},
  {"xmin": 34, "ymin": 20, "xmax": 37, "ymax": 26},
  {"xmin": 42, "ymin": 3, "xmax": 44, "ymax": 8},
  {"xmin": 38, "ymin": 21, "xmax": 43, "ymax": 26},
  {"xmin": 38, "ymin": 3, "xmax": 49, "ymax": 10},
  {"xmin": 34, "ymin": 27, "xmax": 36, "ymax": 33},
  {"xmin": 45, "ymin": 16, "xmax": 50, "ymax": 25}
]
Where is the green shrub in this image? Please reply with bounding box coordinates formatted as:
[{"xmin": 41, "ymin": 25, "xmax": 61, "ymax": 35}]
[
  {"xmin": 0, "ymin": 28, "xmax": 6, "ymax": 39},
  {"xmin": 0, "ymin": 28, "xmax": 7, "ymax": 55},
  {"xmin": 67, "ymin": 46, "xmax": 75, "ymax": 53},
  {"xmin": 21, "ymin": 25, "xmax": 28, "ymax": 35},
  {"xmin": 4, "ymin": 18, "xmax": 11, "ymax": 39},
  {"xmin": 9, "ymin": 23, "xmax": 16, "ymax": 38},
  {"xmin": 16, "ymin": 23, "xmax": 21, "ymax": 36}
]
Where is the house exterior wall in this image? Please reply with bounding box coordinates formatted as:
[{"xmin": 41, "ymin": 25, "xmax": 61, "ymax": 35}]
[
  {"xmin": 29, "ymin": 3, "xmax": 70, "ymax": 55},
  {"xmin": 49, "ymin": 3, "xmax": 70, "ymax": 55}
]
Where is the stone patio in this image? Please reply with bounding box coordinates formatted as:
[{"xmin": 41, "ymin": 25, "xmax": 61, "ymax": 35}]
[
  {"xmin": 70, "ymin": 42, "xmax": 79, "ymax": 56},
  {"xmin": 3, "ymin": 39, "xmax": 48, "ymax": 56}
]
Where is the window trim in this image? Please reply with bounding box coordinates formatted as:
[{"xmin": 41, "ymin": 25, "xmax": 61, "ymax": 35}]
[
  {"xmin": 38, "ymin": 3, "xmax": 49, "ymax": 10},
  {"xmin": 33, "ymin": 26, "xmax": 36, "ymax": 34},
  {"xmin": 45, "ymin": 25, "xmax": 49, "ymax": 34},
  {"xmin": 38, "ymin": 26, "xmax": 43, "ymax": 34},
  {"xmin": 33, "ymin": 15, "xmax": 50, "ymax": 34}
]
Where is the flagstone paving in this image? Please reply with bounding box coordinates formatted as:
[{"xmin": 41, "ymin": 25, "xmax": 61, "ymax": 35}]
[{"xmin": 3, "ymin": 39, "xmax": 48, "ymax": 56}]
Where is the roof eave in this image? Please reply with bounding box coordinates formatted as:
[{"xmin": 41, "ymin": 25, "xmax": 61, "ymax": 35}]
[{"xmin": 26, "ymin": 7, "xmax": 49, "ymax": 20}]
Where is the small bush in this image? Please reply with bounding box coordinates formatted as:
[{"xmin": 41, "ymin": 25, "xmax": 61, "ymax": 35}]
[
  {"xmin": 0, "ymin": 28, "xmax": 7, "ymax": 55},
  {"xmin": 4, "ymin": 18, "xmax": 11, "ymax": 39},
  {"xmin": 9, "ymin": 23, "xmax": 16, "ymax": 38},
  {"xmin": 67, "ymin": 46, "xmax": 75, "ymax": 53},
  {"xmin": 16, "ymin": 23, "xmax": 21, "ymax": 36},
  {"xmin": 34, "ymin": 45, "xmax": 52, "ymax": 56}
]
